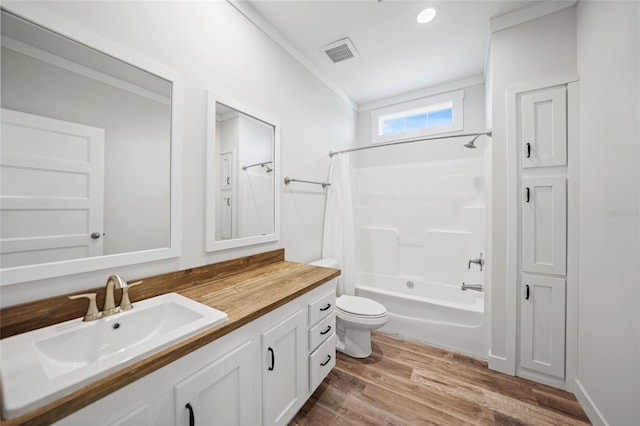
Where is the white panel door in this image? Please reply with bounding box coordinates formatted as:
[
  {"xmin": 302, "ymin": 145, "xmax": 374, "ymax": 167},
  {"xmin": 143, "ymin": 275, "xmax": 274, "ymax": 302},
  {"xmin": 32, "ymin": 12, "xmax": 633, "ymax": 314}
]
[
  {"xmin": 520, "ymin": 274, "xmax": 566, "ymax": 378},
  {"xmin": 522, "ymin": 176, "xmax": 566, "ymax": 275},
  {"xmin": 521, "ymin": 86, "xmax": 567, "ymax": 168},
  {"xmin": 262, "ymin": 309, "xmax": 307, "ymax": 426},
  {"xmin": 0, "ymin": 109, "xmax": 105, "ymax": 268},
  {"xmin": 175, "ymin": 341, "xmax": 255, "ymax": 426}
]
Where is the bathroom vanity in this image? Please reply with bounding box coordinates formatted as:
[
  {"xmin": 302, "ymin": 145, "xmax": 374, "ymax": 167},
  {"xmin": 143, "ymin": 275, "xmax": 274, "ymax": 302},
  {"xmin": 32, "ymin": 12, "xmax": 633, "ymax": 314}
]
[{"xmin": 0, "ymin": 250, "xmax": 339, "ymax": 425}]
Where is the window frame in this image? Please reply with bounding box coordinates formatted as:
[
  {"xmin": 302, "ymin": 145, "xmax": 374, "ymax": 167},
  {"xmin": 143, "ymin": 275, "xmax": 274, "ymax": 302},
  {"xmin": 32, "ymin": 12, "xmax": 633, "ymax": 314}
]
[{"xmin": 370, "ymin": 90, "xmax": 464, "ymax": 144}]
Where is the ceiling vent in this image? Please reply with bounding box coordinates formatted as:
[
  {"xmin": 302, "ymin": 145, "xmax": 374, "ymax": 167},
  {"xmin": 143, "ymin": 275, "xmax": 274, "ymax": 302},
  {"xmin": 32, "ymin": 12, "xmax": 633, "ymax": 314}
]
[{"xmin": 322, "ymin": 38, "xmax": 359, "ymax": 64}]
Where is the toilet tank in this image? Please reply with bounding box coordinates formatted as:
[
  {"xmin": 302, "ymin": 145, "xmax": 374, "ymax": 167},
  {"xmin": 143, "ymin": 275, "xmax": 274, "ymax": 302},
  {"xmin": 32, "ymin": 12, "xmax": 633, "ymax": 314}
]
[{"xmin": 309, "ymin": 258, "xmax": 340, "ymax": 269}]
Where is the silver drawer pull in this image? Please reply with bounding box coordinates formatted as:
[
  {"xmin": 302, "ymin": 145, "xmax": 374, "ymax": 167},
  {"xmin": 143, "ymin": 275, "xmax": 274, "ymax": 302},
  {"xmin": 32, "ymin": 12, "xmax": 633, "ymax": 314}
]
[
  {"xmin": 320, "ymin": 325, "xmax": 332, "ymax": 335},
  {"xmin": 320, "ymin": 354, "xmax": 332, "ymax": 366},
  {"xmin": 320, "ymin": 303, "xmax": 331, "ymax": 312}
]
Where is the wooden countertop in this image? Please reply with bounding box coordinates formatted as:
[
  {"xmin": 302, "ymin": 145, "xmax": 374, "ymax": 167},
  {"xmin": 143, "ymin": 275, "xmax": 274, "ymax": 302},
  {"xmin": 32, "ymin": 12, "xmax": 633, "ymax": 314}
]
[{"xmin": 0, "ymin": 250, "xmax": 340, "ymax": 425}]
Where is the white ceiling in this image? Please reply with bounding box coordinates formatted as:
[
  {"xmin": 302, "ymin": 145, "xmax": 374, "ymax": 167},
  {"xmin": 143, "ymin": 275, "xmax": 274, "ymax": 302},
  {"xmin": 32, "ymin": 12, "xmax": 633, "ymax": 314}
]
[{"xmin": 245, "ymin": 0, "xmax": 537, "ymax": 106}]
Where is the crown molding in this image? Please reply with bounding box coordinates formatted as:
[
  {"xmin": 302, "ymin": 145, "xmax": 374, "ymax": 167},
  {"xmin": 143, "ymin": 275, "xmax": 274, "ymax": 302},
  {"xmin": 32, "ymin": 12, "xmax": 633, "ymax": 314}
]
[{"xmin": 228, "ymin": 0, "xmax": 358, "ymax": 112}]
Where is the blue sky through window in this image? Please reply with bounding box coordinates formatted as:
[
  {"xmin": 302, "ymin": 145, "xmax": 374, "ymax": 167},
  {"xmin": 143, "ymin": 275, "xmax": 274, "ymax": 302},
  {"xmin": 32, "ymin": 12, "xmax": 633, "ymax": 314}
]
[{"xmin": 382, "ymin": 107, "xmax": 453, "ymax": 135}]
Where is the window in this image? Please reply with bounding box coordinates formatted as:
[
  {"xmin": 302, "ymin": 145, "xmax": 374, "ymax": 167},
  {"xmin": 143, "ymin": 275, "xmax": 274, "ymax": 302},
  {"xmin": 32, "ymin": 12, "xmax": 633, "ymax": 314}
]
[{"xmin": 370, "ymin": 90, "xmax": 464, "ymax": 144}]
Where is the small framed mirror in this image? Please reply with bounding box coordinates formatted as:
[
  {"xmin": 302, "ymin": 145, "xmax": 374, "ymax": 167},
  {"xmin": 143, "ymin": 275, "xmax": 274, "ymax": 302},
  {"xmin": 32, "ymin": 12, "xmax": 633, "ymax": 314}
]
[{"xmin": 205, "ymin": 91, "xmax": 280, "ymax": 251}]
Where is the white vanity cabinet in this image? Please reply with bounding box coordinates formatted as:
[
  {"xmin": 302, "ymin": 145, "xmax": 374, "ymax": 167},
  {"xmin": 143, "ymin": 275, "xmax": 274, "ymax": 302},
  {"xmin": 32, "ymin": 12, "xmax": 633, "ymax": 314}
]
[
  {"xmin": 53, "ymin": 279, "xmax": 337, "ymax": 426},
  {"xmin": 260, "ymin": 288, "xmax": 337, "ymax": 426},
  {"xmin": 261, "ymin": 310, "xmax": 307, "ymax": 426},
  {"xmin": 307, "ymin": 290, "xmax": 337, "ymax": 393},
  {"xmin": 174, "ymin": 341, "xmax": 255, "ymax": 426}
]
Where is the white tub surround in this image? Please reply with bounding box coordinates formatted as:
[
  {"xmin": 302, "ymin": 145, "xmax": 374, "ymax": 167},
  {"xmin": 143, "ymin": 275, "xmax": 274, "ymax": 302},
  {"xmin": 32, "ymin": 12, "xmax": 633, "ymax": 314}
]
[{"xmin": 356, "ymin": 272, "xmax": 485, "ymax": 357}]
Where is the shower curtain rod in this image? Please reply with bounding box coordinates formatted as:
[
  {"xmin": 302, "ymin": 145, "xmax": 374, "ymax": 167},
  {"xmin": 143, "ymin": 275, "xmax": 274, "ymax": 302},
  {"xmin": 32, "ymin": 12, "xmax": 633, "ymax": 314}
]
[
  {"xmin": 328, "ymin": 130, "xmax": 492, "ymax": 158},
  {"xmin": 242, "ymin": 160, "xmax": 273, "ymax": 170}
]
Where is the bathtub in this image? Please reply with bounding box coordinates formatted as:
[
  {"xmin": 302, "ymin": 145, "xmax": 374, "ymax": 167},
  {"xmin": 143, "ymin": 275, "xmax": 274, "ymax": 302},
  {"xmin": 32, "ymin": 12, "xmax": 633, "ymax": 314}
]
[{"xmin": 354, "ymin": 271, "xmax": 486, "ymax": 358}]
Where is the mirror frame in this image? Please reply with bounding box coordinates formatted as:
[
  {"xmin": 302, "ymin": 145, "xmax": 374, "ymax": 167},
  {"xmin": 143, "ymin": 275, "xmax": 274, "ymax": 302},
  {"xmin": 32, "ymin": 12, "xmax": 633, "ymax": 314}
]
[
  {"xmin": 205, "ymin": 90, "xmax": 280, "ymax": 252},
  {"xmin": 0, "ymin": 3, "xmax": 183, "ymax": 286}
]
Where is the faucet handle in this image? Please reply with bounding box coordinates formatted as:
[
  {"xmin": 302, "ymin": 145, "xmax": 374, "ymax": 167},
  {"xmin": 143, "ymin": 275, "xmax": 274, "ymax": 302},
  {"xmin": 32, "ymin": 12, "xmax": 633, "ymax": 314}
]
[
  {"xmin": 69, "ymin": 293, "xmax": 101, "ymax": 321},
  {"xmin": 120, "ymin": 280, "xmax": 143, "ymax": 311}
]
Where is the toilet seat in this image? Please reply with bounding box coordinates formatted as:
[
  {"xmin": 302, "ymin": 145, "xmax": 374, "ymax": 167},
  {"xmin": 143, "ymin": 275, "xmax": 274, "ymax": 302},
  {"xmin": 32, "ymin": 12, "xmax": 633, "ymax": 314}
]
[{"xmin": 337, "ymin": 295, "xmax": 387, "ymax": 319}]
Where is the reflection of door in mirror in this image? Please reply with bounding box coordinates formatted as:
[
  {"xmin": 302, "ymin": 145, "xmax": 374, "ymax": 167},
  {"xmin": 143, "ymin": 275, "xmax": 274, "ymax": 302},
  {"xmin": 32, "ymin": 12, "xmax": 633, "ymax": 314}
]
[
  {"xmin": 0, "ymin": 9, "xmax": 173, "ymax": 271},
  {"xmin": 215, "ymin": 103, "xmax": 274, "ymax": 242},
  {"xmin": 0, "ymin": 109, "xmax": 105, "ymax": 268}
]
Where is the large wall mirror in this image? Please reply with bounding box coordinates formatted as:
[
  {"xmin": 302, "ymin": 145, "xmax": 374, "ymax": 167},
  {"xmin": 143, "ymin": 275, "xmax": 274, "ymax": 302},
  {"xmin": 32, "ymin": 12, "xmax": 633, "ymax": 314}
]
[
  {"xmin": 205, "ymin": 91, "xmax": 280, "ymax": 251},
  {"xmin": 0, "ymin": 6, "xmax": 182, "ymax": 285}
]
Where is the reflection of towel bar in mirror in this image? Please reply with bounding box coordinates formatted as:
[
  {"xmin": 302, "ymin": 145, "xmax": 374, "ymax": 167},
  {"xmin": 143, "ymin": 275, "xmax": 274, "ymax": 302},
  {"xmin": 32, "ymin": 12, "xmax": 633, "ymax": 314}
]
[
  {"xmin": 242, "ymin": 161, "xmax": 273, "ymax": 173},
  {"xmin": 284, "ymin": 176, "xmax": 330, "ymax": 189}
]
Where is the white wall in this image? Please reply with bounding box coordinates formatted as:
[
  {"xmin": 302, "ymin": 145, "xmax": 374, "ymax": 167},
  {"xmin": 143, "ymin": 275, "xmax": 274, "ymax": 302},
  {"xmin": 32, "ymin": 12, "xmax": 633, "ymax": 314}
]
[
  {"xmin": 575, "ymin": 1, "xmax": 640, "ymax": 424},
  {"xmin": 488, "ymin": 7, "xmax": 576, "ymax": 367},
  {"xmin": 0, "ymin": 1, "xmax": 356, "ymax": 307}
]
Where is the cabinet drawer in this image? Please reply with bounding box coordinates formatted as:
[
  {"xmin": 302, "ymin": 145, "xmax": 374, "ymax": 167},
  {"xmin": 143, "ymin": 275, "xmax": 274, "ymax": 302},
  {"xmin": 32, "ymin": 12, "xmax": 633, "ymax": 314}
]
[
  {"xmin": 309, "ymin": 291, "xmax": 335, "ymax": 326},
  {"xmin": 309, "ymin": 334, "xmax": 336, "ymax": 392},
  {"xmin": 309, "ymin": 312, "xmax": 335, "ymax": 352}
]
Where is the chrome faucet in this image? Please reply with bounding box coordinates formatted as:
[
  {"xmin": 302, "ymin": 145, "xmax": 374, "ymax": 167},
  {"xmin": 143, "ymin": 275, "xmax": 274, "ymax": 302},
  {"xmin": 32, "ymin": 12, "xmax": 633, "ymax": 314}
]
[
  {"xmin": 461, "ymin": 282, "xmax": 484, "ymax": 292},
  {"xmin": 468, "ymin": 253, "xmax": 484, "ymax": 271}
]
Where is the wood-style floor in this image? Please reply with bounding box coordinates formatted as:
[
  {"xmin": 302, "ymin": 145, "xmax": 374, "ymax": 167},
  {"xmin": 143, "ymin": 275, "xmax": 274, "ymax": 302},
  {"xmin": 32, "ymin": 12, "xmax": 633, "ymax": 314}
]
[{"xmin": 292, "ymin": 333, "xmax": 590, "ymax": 426}]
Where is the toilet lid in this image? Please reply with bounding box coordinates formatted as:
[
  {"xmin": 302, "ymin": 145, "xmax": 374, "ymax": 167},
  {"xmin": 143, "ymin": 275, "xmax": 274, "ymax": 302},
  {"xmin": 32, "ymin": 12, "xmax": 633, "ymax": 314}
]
[{"xmin": 337, "ymin": 295, "xmax": 387, "ymax": 317}]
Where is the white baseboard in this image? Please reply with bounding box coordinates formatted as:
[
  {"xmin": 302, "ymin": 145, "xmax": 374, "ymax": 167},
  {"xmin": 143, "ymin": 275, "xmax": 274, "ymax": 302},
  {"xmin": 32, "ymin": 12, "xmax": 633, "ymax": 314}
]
[{"xmin": 573, "ymin": 379, "xmax": 607, "ymax": 426}]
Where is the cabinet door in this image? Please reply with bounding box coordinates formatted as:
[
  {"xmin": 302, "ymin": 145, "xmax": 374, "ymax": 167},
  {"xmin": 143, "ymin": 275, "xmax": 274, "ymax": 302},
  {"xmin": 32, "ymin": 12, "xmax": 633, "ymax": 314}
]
[
  {"xmin": 262, "ymin": 309, "xmax": 307, "ymax": 426},
  {"xmin": 522, "ymin": 177, "xmax": 566, "ymax": 275},
  {"xmin": 520, "ymin": 274, "xmax": 566, "ymax": 378},
  {"xmin": 107, "ymin": 403, "xmax": 150, "ymax": 426},
  {"xmin": 175, "ymin": 341, "xmax": 254, "ymax": 426},
  {"xmin": 521, "ymin": 86, "xmax": 567, "ymax": 168},
  {"xmin": 221, "ymin": 152, "xmax": 233, "ymax": 189}
]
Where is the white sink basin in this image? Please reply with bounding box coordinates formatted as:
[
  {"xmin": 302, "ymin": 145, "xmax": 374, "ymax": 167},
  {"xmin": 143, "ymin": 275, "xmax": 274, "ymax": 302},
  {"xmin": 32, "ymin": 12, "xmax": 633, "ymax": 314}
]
[{"xmin": 0, "ymin": 293, "xmax": 227, "ymax": 419}]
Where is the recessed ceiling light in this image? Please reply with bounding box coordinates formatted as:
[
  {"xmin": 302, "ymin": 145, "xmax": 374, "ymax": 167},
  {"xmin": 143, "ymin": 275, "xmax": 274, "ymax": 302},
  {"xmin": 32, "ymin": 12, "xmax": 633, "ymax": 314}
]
[{"xmin": 417, "ymin": 7, "xmax": 437, "ymax": 24}]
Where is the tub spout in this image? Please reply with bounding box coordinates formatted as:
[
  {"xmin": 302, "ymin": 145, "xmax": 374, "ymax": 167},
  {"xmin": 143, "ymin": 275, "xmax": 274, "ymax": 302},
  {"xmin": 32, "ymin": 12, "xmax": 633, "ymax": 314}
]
[{"xmin": 461, "ymin": 282, "xmax": 484, "ymax": 292}]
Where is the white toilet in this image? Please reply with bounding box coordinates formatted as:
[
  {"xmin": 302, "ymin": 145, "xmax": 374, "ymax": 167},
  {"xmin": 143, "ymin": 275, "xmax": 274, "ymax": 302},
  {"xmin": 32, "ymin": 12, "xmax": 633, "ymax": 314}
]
[{"xmin": 310, "ymin": 258, "xmax": 388, "ymax": 358}]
